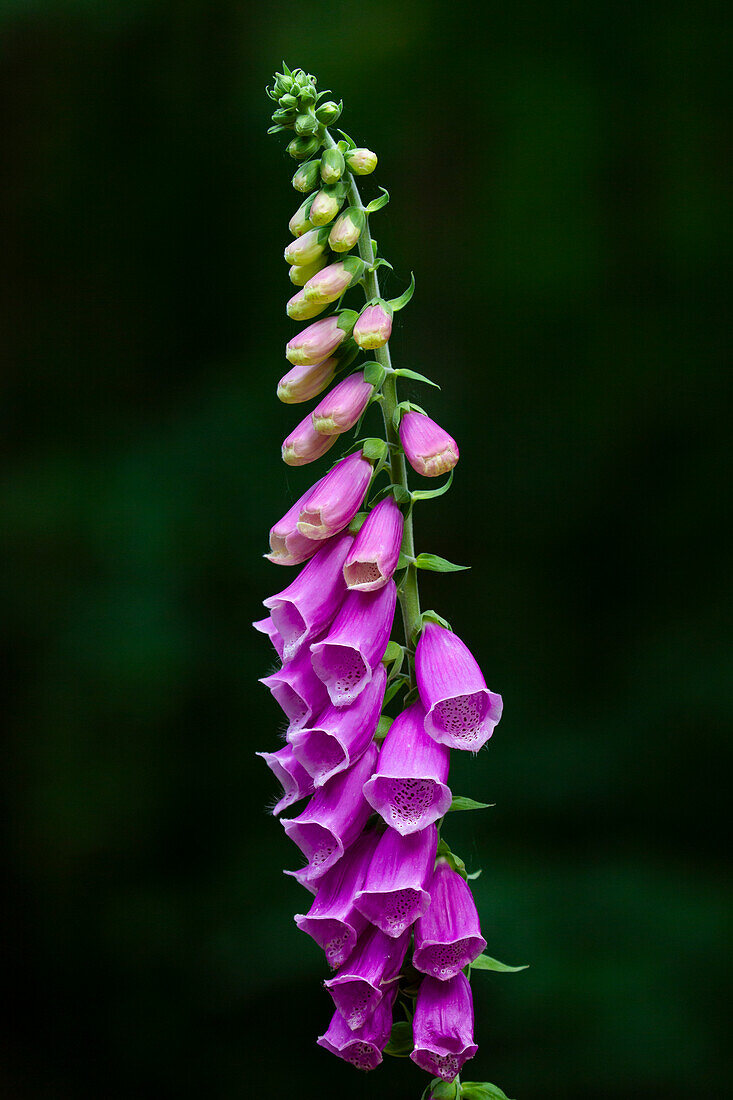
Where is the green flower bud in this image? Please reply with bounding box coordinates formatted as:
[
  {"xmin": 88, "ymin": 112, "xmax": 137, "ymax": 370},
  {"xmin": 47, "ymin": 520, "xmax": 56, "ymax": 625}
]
[
  {"xmin": 292, "ymin": 159, "xmax": 321, "ymax": 193},
  {"xmin": 320, "ymin": 146, "xmax": 345, "ymax": 184},
  {"xmin": 272, "ymin": 107, "xmax": 296, "ymax": 126},
  {"xmin": 316, "ymin": 100, "xmax": 342, "ymax": 125},
  {"xmin": 287, "ymin": 134, "xmax": 321, "ymax": 161},
  {"xmin": 280, "ymin": 93, "xmax": 298, "ymax": 109},
  {"xmin": 345, "ymin": 147, "xmax": 378, "ymax": 175},
  {"xmin": 289, "ymin": 255, "xmax": 328, "ymax": 286},
  {"xmin": 309, "ymin": 183, "xmax": 346, "ymax": 226},
  {"xmin": 272, "ymin": 74, "xmax": 293, "ymax": 98},
  {"xmin": 288, "ymin": 195, "xmax": 315, "ymax": 238},
  {"xmin": 328, "ymin": 206, "xmax": 366, "ymax": 252},
  {"xmin": 294, "ymin": 111, "xmax": 319, "ymax": 136}
]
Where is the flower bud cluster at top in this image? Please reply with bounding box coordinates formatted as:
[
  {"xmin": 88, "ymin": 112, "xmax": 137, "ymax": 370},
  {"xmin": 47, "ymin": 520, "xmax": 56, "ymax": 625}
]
[{"xmin": 257, "ymin": 65, "xmax": 520, "ymax": 1098}]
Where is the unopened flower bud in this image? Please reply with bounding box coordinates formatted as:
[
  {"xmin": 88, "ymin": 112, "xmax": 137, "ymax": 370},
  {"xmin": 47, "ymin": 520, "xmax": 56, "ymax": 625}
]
[
  {"xmin": 277, "ymin": 358, "xmax": 337, "ymax": 404},
  {"xmin": 320, "ymin": 146, "xmax": 345, "ymax": 184},
  {"xmin": 328, "ymin": 206, "xmax": 365, "ymax": 253},
  {"xmin": 316, "ymin": 100, "xmax": 341, "ymax": 125},
  {"xmin": 296, "ymin": 451, "xmax": 373, "ymax": 541},
  {"xmin": 292, "ymin": 159, "xmax": 321, "ymax": 192},
  {"xmin": 289, "ymin": 255, "xmax": 328, "ymax": 286},
  {"xmin": 343, "ymin": 497, "xmax": 404, "ymax": 592},
  {"xmin": 272, "ymin": 106, "xmax": 296, "ymax": 126},
  {"xmin": 303, "ymin": 257, "xmax": 363, "ymax": 305},
  {"xmin": 345, "ymin": 147, "xmax": 378, "ymax": 175},
  {"xmin": 311, "ymin": 372, "xmax": 373, "ymax": 435},
  {"xmin": 399, "ymin": 412, "xmax": 459, "ymax": 478},
  {"xmin": 353, "ymin": 302, "xmax": 392, "ymax": 349},
  {"xmin": 282, "ymin": 413, "xmax": 338, "ymax": 466},
  {"xmin": 287, "ymin": 134, "xmax": 321, "ymax": 161},
  {"xmin": 309, "ymin": 184, "xmax": 346, "ymax": 227},
  {"xmin": 279, "ymin": 93, "xmax": 298, "ymax": 109},
  {"xmin": 285, "ymin": 315, "xmax": 348, "ymax": 366},
  {"xmin": 288, "ymin": 195, "xmax": 315, "ymax": 237},
  {"xmin": 294, "ymin": 110, "xmax": 318, "ymax": 136},
  {"xmin": 286, "ymin": 289, "xmax": 326, "ymax": 321},
  {"xmin": 283, "ymin": 226, "xmax": 329, "ymax": 266},
  {"xmin": 272, "ymin": 73, "xmax": 294, "ymax": 98}
]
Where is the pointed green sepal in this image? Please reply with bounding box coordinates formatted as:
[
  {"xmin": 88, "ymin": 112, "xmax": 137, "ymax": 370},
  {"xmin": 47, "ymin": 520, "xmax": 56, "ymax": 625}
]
[
  {"xmin": 383, "ymin": 1020, "xmax": 413, "ymax": 1057},
  {"xmin": 414, "ymin": 553, "xmax": 469, "ymax": 573},
  {"xmin": 448, "ymin": 796, "xmax": 494, "ymax": 812},
  {"xmin": 461, "ymin": 1085, "xmax": 515, "ymax": 1100},
  {"xmin": 411, "ymin": 470, "xmax": 454, "ymax": 502},
  {"xmin": 470, "ymin": 954, "xmax": 529, "ymax": 974},
  {"xmin": 387, "ymin": 272, "xmax": 415, "ymax": 312},
  {"xmin": 336, "ymin": 308, "xmax": 359, "ymax": 335},
  {"xmin": 362, "ymin": 361, "xmax": 387, "ymax": 388},
  {"xmin": 366, "ymin": 186, "xmax": 390, "ymax": 214},
  {"xmin": 361, "ymin": 437, "xmax": 389, "ymax": 463},
  {"xmin": 394, "ymin": 367, "xmax": 440, "ymax": 389}
]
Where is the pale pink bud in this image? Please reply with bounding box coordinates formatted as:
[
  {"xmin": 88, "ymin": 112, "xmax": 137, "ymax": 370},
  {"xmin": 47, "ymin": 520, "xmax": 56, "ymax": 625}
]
[
  {"xmin": 284, "ymin": 227, "xmax": 328, "ymax": 266},
  {"xmin": 353, "ymin": 303, "xmax": 392, "ymax": 350},
  {"xmin": 285, "ymin": 316, "xmax": 347, "ymax": 366},
  {"xmin": 399, "ymin": 412, "xmax": 460, "ymax": 478},
  {"xmin": 282, "ymin": 413, "xmax": 338, "ymax": 466},
  {"xmin": 288, "ymin": 197, "xmax": 314, "ymax": 238},
  {"xmin": 328, "ymin": 207, "xmax": 365, "ymax": 253},
  {"xmin": 311, "ymin": 372, "xmax": 373, "ymax": 435},
  {"xmin": 303, "ymin": 260, "xmax": 360, "ymax": 306},
  {"xmin": 289, "ymin": 255, "xmax": 327, "ymax": 286},
  {"xmin": 267, "ymin": 479, "xmax": 327, "ymax": 566},
  {"xmin": 309, "ymin": 186, "xmax": 345, "ymax": 227},
  {"xmin": 277, "ymin": 358, "xmax": 337, "ymax": 404},
  {"xmin": 286, "ymin": 289, "xmax": 326, "ymax": 321},
  {"xmin": 343, "ymin": 498, "xmax": 404, "ymax": 591},
  {"xmin": 345, "ymin": 148, "xmax": 378, "ymax": 175}
]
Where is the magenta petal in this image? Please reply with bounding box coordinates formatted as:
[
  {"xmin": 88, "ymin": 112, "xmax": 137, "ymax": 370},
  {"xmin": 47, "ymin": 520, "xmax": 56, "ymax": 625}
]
[
  {"xmin": 255, "ymin": 743, "xmax": 314, "ymax": 816},
  {"xmin": 363, "ymin": 702, "xmax": 451, "ymax": 835},
  {"xmin": 267, "ymin": 477, "xmax": 328, "ymax": 565},
  {"xmin": 343, "ymin": 497, "xmax": 404, "ymax": 592},
  {"xmin": 413, "ymin": 861, "xmax": 487, "ymax": 980},
  {"xmin": 259, "ymin": 644, "xmax": 330, "ymax": 735},
  {"xmin": 316, "ymin": 987, "xmax": 396, "ymax": 1071},
  {"xmin": 252, "ymin": 615, "xmax": 285, "ymax": 660},
  {"xmin": 324, "ymin": 924, "xmax": 409, "ymax": 1030},
  {"xmin": 354, "ymin": 823, "xmax": 437, "ymax": 938},
  {"xmin": 296, "ymin": 452, "xmax": 373, "ymax": 541},
  {"xmin": 282, "ymin": 743, "xmax": 378, "ymax": 885},
  {"xmin": 263, "ymin": 533, "xmax": 352, "ymax": 661},
  {"xmin": 310, "ymin": 580, "xmax": 396, "ymax": 706},
  {"xmin": 416, "ymin": 622, "xmax": 503, "ymax": 751},
  {"xmin": 293, "ymin": 829, "xmax": 380, "ymax": 968},
  {"xmin": 290, "ymin": 664, "xmax": 386, "ymax": 787},
  {"xmin": 410, "ymin": 972, "xmax": 478, "ymax": 1081}
]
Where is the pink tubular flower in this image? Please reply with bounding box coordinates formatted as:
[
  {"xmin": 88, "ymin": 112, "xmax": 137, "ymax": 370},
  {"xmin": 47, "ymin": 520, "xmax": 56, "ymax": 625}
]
[
  {"xmin": 259, "ymin": 644, "xmax": 330, "ymax": 735},
  {"xmin": 310, "ymin": 581, "xmax": 396, "ymax": 706},
  {"xmin": 317, "ymin": 988, "xmax": 396, "ymax": 1071},
  {"xmin": 283, "ymin": 226, "xmax": 329, "ymax": 267},
  {"xmin": 343, "ymin": 498, "xmax": 403, "ymax": 592},
  {"xmin": 311, "ymin": 372, "xmax": 373, "ymax": 436},
  {"xmin": 267, "ymin": 480, "xmax": 327, "ymax": 566},
  {"xmin": 293, "ymin": 828, "xmax": 380, "ymax": 966},
  {"xmin": 354, "ymin": 823, "xmax": 438, "ymax": 938},
  {"xmin": 277, "ymin": 358, "xmax": 337, "ymax": 404},
  {"xmin": 413, "ymin": 860, "xmax": 487, "ymax": 980},
  {"xmin": 263, "ymin": 533, "xmax": 351, "ymax": 661},
  {"xmin": 410, "ymin": 972, "xmax": 478, "ymax": 1082},
  {"xmin": 255, "ymin": 742, "xmax": 314, "ymax": 817},
  {"xmin": 281, "ymin": 411, "xmax": 338, "ymax": 466},
  {"xmin": 323, "ymin": 925, "xmax": 409, "ymax": 1031},
  {"xmin": 252, "ymin": 615, "xmax": 284, "ymax": 660},
  {"xmin": 286, "ymin": 288, "xmax": 326, "ymax": 322},
  {"xmin": 399, "ymin": 411, "xmax": 459, "ymax": 478},
  {"xmin": 353, "ymin": 303, "xmax": 392, "ymax": 349},
  {"xmin": 296, "ymin": 451, "xmax": 373, "ymax": 541},
  {"xmin": 303, "ymin": 259, "xmax": 362, "ymax": 306},
  {"xmin": 290, "ymin": 663, "xmax": 386, "ymax": 787},
  {"xmin": 362, "ymin": 701, "xmax": 451, "ymax": 835},
  {"xmin": 416, "ymin": 622, "xmax": 503, "ymax": 751},
  {"xmin": 282, "ymin": 742, "xmax": 378, "ymax": 886},
  {"xmin": 286, "ymin": 316, "xmax": 349, "ymax": 367}
]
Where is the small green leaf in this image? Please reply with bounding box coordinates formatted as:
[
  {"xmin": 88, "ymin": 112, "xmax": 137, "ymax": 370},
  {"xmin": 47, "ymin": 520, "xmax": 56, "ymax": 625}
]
[
  {"xmin": 366, "ymin": 186, "xmax": 390, "ymax": 214},
  {"xmin": 461, "ymin": 1084, "xmax": 514, "ymax": 1100},
  {"xmin": 411, "ymin": 470, "xmax": 454, "ymax": 502},
  {"xmin": 362, "ymin": 361, "xmax": 386, "ymax": 388},
  {"xmin": 347, "ymin": 511, "xmax": 368, "ymax": 535},
  {"xmin": 471, "ymin": 954, "xmax": 529, "ymax": 974},
  {"xmin": 420, "ymin": 609, "xmax": 452, "ymax": 633},
  {"xmin": 382, "ymin": 640, "xmax": 404, "ymax": 663},
  {"xmin": 388, "ymin": 271, "xmax": 415, "ymax": 312},
  {"xmin": 335, "ymin": 129, "xmax": 356, "ymax": 149},
  {"xmin": 361, "ymin": 437, "xmax": 388, "ymax": 462},
  {"xmin": 435, "ymin": 837, "xmax": 468, "ymax": 879},
  {"xmin": 395, "ymin": 552, "xmax": 413, "ymax": 571},
  {"xmin": 394, "ymin": 368, "xmax": 440, "ymax": 389},
  {"xmin": 382, "ymin": 678, "xmax": 407, "ymax": 707},
  {"xmin": 383, "ymin": 1020, "xmax": 413, "ymax": 1057},
  {"xmin": 414, "ymin": 553, "xmax": 469, "ymax": 573},
  {"xmin": 448, "ymin": 796, "xmax": 494, "ymax": 812},
  {"xmin": 375, "ymin": 715, "xmax": 393, "ymax": 742},
  {"xmin": 467, "ymin": 869, "xmax": 483, "ymax": 881},
  {"xmin": 370, "ymin": 256, "xmax": 394, "ymax": 273}
]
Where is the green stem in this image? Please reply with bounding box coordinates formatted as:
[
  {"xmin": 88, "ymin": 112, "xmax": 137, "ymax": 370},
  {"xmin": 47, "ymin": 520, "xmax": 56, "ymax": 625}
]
[{"xmin": 325, "ymin": 131, "xmax": 421, "ymax": 684}]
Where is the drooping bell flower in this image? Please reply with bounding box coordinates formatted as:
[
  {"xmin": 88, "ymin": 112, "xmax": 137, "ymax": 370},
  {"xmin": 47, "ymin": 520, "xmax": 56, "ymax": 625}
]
[
  {"xmin": 263, "ymin": 533, "xmax": 351, "ymax": 661},
  {"xmin": 252, "ymin": 615, "xmax": 284, "ymax": 660},
  {"xmin": 323, "ymin": 924, "xmax": 409, "ymax": 1031},
  {"xmin": 281, "ymin": 411, "xmax": 338, "ymax": 466},
  {"xmin": 413, "ymin": 860, "xmax": 487, "ymax": 980},
  {"xmin": 290, "ymin": 664, "xmax": 386, "ymax": 787},
  {"xmin": 259, "ymin": 643, "xmax": 330, "ymax": 735},
  {"xmin": 353, "ymin": 302, "xmax": 392, "ymax": 350},
  {"xmin": 296, "ymin": 451, "xmax": 373, "ymax": 541},
  {"xmin": 286, "ymin": 314, "xmax": 352, "ymax": 367},
  {"xmin": 310, "ymin": 580, "xmax": 396, "ymax": 706},
  {"xmin": 416, "ymin": 622, "xmax": 503, "ymax": 751},
  {"xmin": 293, "ymin": 828, "xmax": 380, "ymax": 966},
  {"xmin": 328, "ymin": 206, "xmax": 365, "ymax": 253},
  {"xmin": 267, "ymin": 478, "xmax": 328, "ymax": 567},
  {"xmin": 277, "ymin": 357, "xmax": 337, "ymax": 404},
  {"xmin": 283, "ymin": 225, "xmax": 329, "ymax": 267},
  {"xmin": 345, "ymin": 147, "xmax": 378, "ymax": 175},
  {"xmin": 256, "ymin": 742, "xmax": 314, "ymax": 816},
  {"xmin": 410, "ymin": 972, "xmax": 478, "ymax": 1082},
  {"xmin": 303, "ymin": 258, "xmax": 364, "ymax": 306},
  {"xmin": 289, "ymin": 254, "xmax": 328, "ymax": 287},
  {"xmin": 317, "ymin": 986, "xmax": 396, "ymax": 1071},
  {"xmin": 311, "ymin": 372, "xmax": 373, "ymax": 436},
  {"xmin": 343, "ymin": 498, "xmax": 403, "ymax": 592},
  {"xmin": 286, "ymin": 288, "xmax": 326, "ymax": 322},
  {"xmin": 282, "ymin": 742, "xmax": 378, "ymax": 885},
  {"xmin": 354, "ymin": 822, "xmax": 437, "ymax": 938},
  {"xmin": 363, "ymin": 702, "xmax": 451, "ymax": 835},
  {"xmin": 399, "ymin": 411, "xmax": 459, "ymax": 478}
]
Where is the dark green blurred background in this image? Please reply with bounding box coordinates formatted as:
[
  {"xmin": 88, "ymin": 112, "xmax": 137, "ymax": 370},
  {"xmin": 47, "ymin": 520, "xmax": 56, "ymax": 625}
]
[{"xmin": 2, "ymin": 1, "xmax": 730, "ymax": 1096}]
